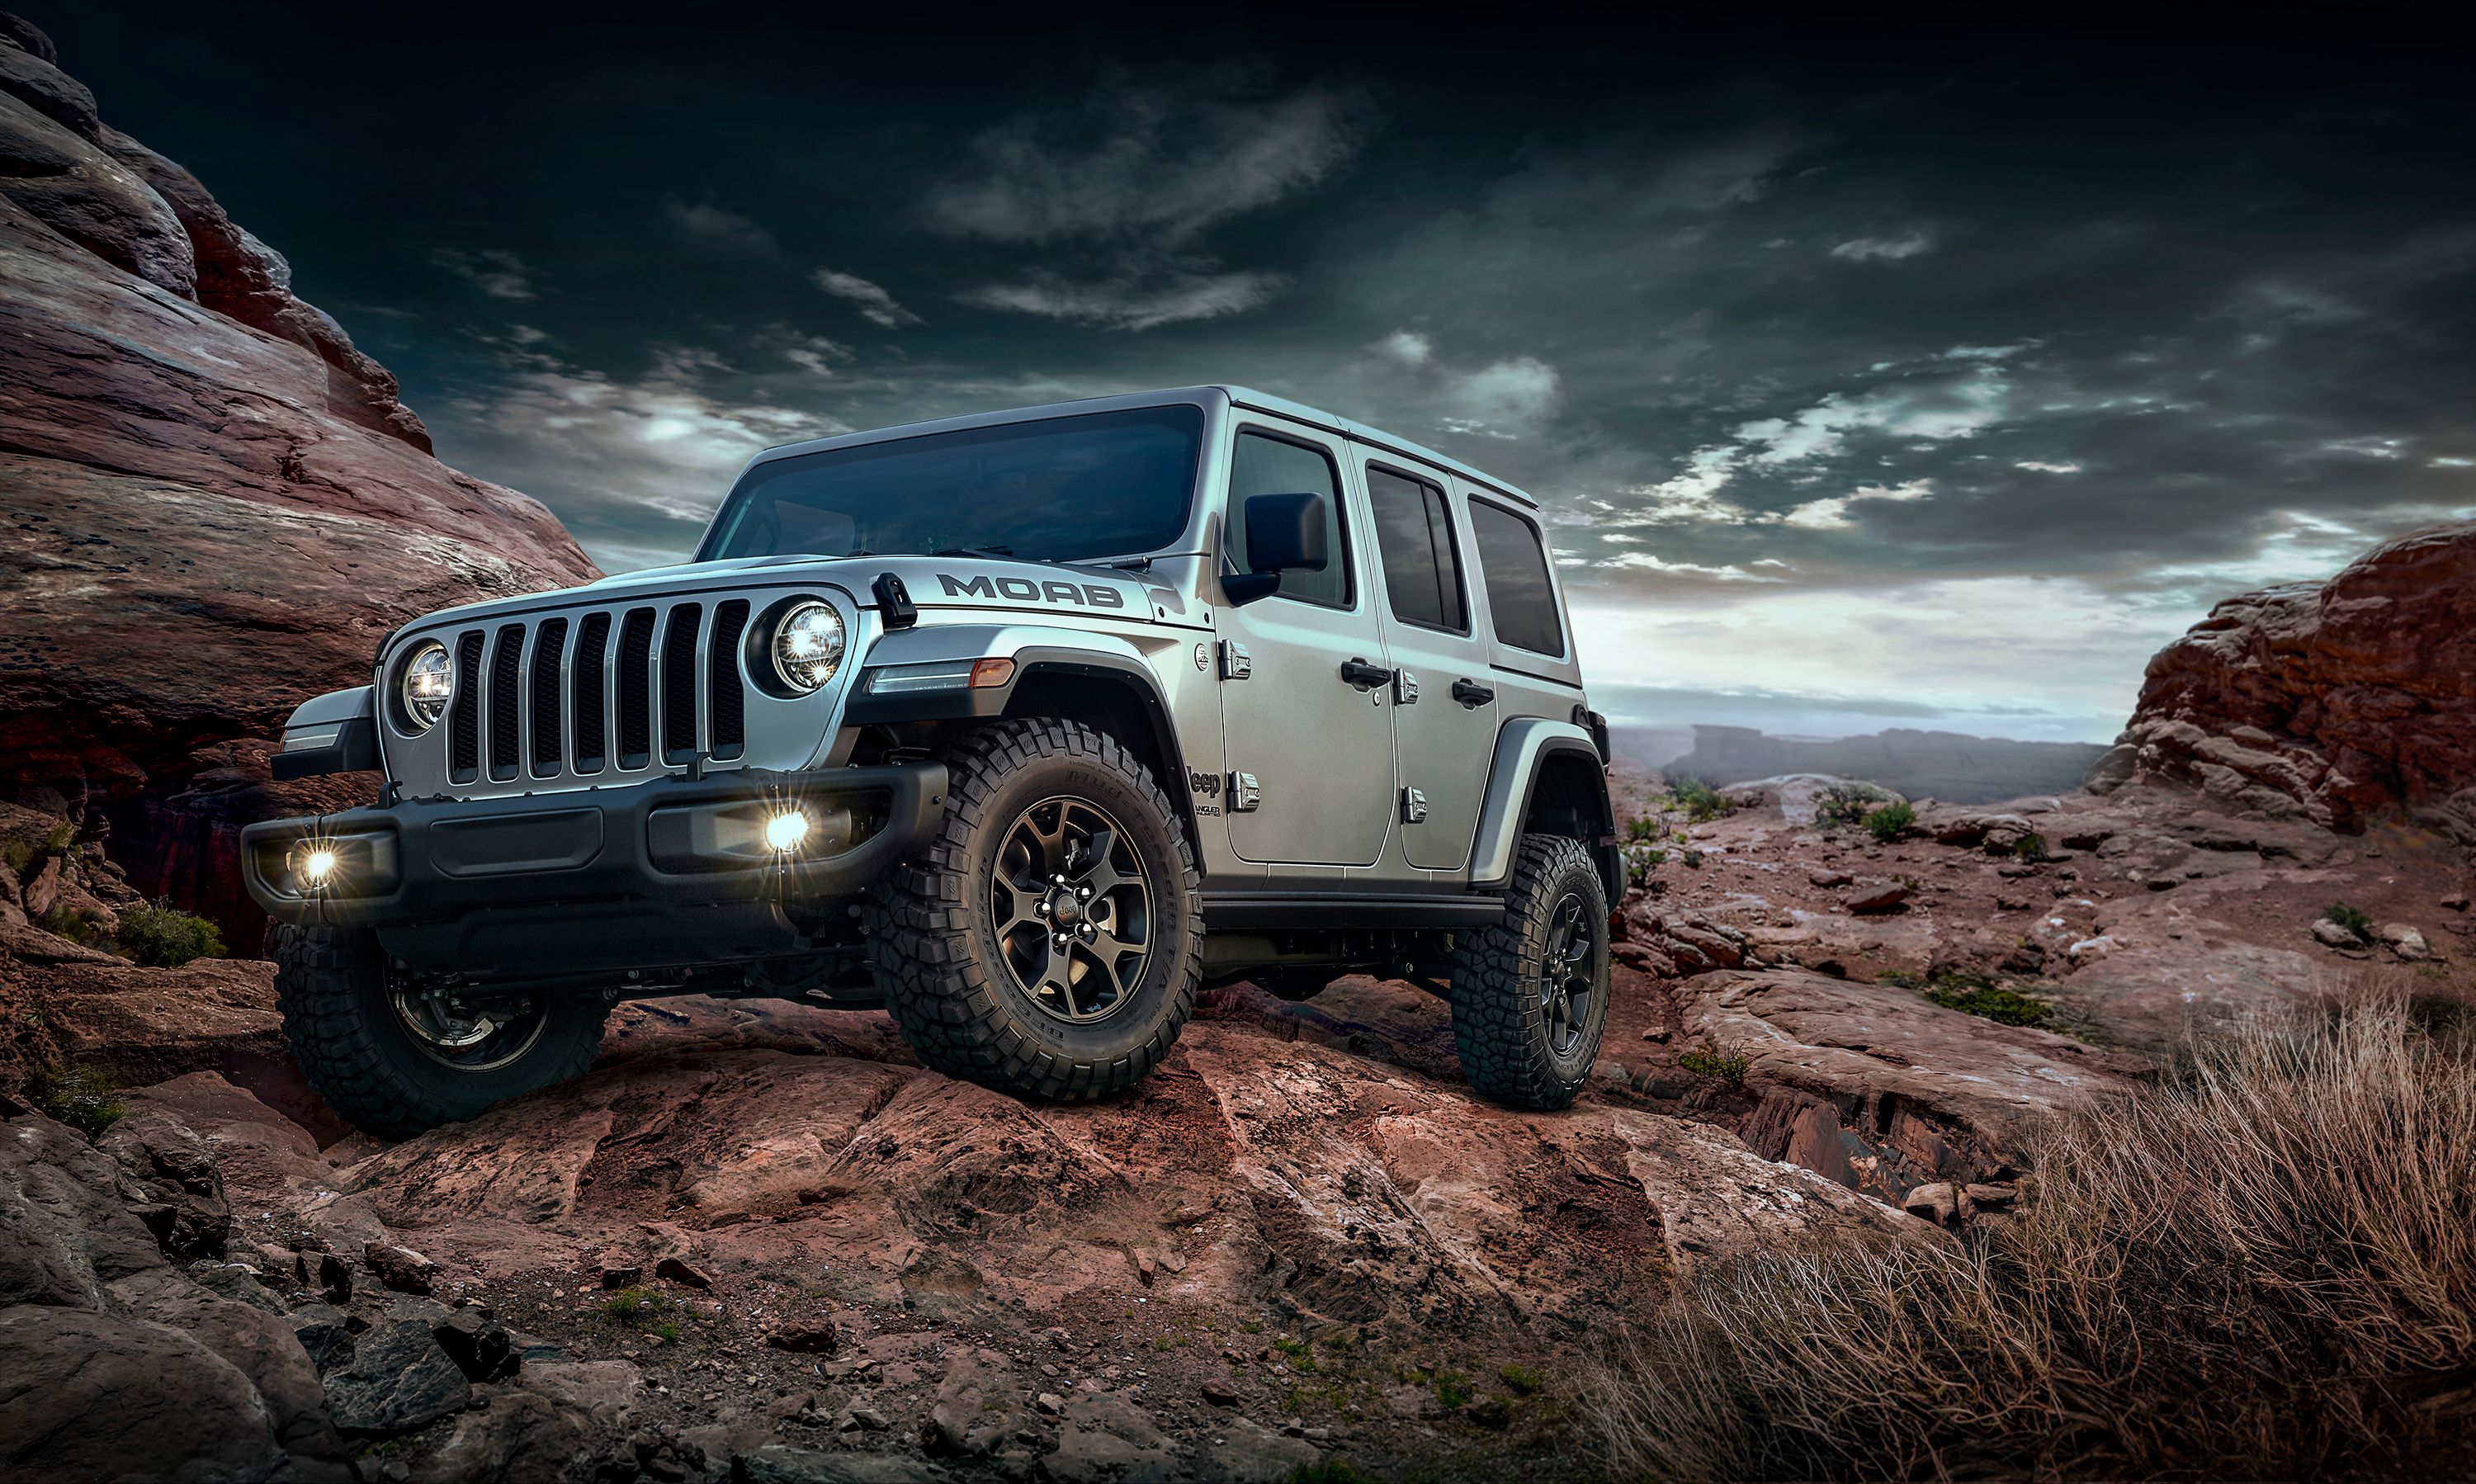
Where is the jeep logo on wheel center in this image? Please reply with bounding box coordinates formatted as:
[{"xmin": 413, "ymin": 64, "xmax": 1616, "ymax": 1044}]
[{"xmin": 242, "ymin": 386, "xmax": 1616, "ymax": 1140}]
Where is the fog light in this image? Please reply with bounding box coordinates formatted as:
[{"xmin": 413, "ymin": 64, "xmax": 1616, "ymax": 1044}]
[
  {"xmin": 300, "ymin": 848, "xmax": 338, "ymax": 888},
  {"xmin": 763, "ymin": 811, "xmax": 810, "ymax": 853}
]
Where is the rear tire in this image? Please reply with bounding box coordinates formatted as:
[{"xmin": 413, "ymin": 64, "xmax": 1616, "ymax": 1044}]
[
  {"xmin": 1449, "ymin": 833, "xmax": 1610, "ymax": 1110},
  {"xmin": 274, "ymin": 924, "xmax": 608, "ymax": 1141},
  {"xmin": 865, "ymin": 717, "xmax": 1202, "ymax": 1101}
]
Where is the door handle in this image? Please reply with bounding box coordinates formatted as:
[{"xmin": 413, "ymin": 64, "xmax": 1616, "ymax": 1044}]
[
  {"xmin": 1339, "ymin": 657, "xmax": 1393, "ymax": 690},
  {"xmin": 1451, "ymin": 678, "xmax": 1496, "ymax": 707}
]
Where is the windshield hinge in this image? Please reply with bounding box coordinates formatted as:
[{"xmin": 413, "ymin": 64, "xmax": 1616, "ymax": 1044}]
[{"xmin": 873, "ymin": 572, "xmax": 919, "ymax": 630}]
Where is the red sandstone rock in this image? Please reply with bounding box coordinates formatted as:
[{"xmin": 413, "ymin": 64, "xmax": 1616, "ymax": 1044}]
[
  {"xmin": 2097, "ymin": 520, "xmax": 2476, "ymax": 846},
  {"xmin": 0, "ymin": 24, "xmax": 597, "ymax": 948}
]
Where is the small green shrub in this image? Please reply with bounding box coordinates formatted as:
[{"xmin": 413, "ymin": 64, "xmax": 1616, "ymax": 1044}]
[
  {"xmin": 1623, "ymin": 845, "xmax": 1669, "ymax": 889},
  {"xmin": 1500, "ymin": 1362, "xmax": 1544, "ymax": 1396},
  {"xmin": 34, "ymin": 904, "xmax": 107, "ymax": 948},
  {"xmin": 1624, "ymin": 815, "xmax": 1658, "ymax": 844},
  {"xmin": 1816, "ymin": 782, "xmax": 1890, "ymax": 828},
  {"xmin": 1876, "ymin": 969, "xmax": 1924, "ymax": 988},
  {"xmin": 1924, "ymin": 978, "xmax": 2057, "ymax": 1028},
  {"xmin": 1667, "ymin": 777, "xmax": 1728, "ymax": 824},
  {"xmin": 2323, "ymin": 904, "xmax": 2375, "ymax": 942},
  {"xmin": 1288, "ymin": 1462, "xmax": 1380, "ymax": 1484},
  {"xmin": 1680, "ymin": 1048, "xmax": 1749, "ymax": 1082},
  {"xmin": 2013, "ymin": 832, "xmax": 2050, "ymax": 863},
  {"xmin": 30, "ymin": 1066, "xmax": 125, "ymax": 1139},
  {"xmin": 116, "ymin": 902, "xmax": 225, "ymax": 968},
  {"xmin": 1434, "ymin": 1372, "xmax": 1474, "ymax": 1411},
  {"xmin": 600, "ymin": 1285, "xmax": 678, "ymax": 1340},
  {"xmin": 1864, "ymin": 801, "xmax": 1916, "ymax": 843},
  {"xmin": 1273, "ymin": 1337, "xmax": 1318, "ymax": 1373}
]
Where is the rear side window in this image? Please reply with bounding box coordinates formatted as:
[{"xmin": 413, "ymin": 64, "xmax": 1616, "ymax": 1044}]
[
  {"xmin": 1470, "ymin": 500, "xmax": 1564, "ymax": 656},
  {"xmin": 1365, "ymin": 465, "xmax": 1467, "ymax": 633},
  {"xmin": 1226, "ymin": 430, "xmax": 1350, "ymax": 607}
]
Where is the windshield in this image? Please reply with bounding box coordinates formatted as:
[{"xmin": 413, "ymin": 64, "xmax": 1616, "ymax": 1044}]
[{"xmin": 697, "ymin": 404, "xmax": 1203, "ymax": 563}]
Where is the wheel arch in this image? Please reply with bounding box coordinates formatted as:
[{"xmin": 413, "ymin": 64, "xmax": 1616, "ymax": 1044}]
[
  {"xmin": 1470, "ymin": 718, "xmax": 1619, "ymax": 904},
  {"xmin": 999, "ymin": 651, "xmax": 1199, "ymax": 860}
]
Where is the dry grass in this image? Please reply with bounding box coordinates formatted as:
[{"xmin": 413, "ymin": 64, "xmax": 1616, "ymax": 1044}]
[{"xmin": 1591, "ymin": 984, "xmax": 2476, "ymax": 1481}]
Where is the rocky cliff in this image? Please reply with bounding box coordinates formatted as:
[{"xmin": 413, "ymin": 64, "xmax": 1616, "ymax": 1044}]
[
  {"xmin": 2091, "ymin": 519, "xmax": 2476, "ymax": 847},
  {"xmin": 0, "ymin": 13, "xmax": 598, "ymax": 942}
]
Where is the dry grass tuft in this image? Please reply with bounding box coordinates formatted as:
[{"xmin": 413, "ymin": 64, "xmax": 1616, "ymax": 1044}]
[{"xmin": 1591, "ymin": 982, "xmax": 2476, "ymax": 1481}]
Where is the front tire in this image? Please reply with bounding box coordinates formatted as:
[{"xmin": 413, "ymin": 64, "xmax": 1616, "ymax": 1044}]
[
  {"xmin": 866, "ymin": 718, "xmax": 1202, "ymax": 1101},
  {"xmin": 274, "ymin": 924, "xmax": 609, "ymax": 1140},
  {"xmin": 1449, "ymin": 834, "xmax": 1610, "ymax": 1110}
]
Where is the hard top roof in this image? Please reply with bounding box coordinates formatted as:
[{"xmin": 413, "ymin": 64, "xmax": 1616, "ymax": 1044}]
[{"xmin": 744, "ymin": 385, "xmax": 1540, "ymax": 509}]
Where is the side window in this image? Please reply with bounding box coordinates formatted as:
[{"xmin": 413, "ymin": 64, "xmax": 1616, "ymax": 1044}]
[
  {"xmin": 1365, "ymin": 465, "xmax": 1467, "ymax": 633},
  {"xmin": 1226, "ymin": 430, "xmax": 1349, "ymax": 607},
  {"xmin": 1469, "ymin": 500, "xmax": 1564, "ymax": 656}
]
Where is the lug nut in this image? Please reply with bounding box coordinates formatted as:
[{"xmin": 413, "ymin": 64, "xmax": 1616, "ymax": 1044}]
[{"xmin": 1076, "ymin": 886, "xmax": 1091, "ymax": 900}]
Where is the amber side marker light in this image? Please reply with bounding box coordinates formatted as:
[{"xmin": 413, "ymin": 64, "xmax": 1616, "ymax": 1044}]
[{"xmin": 969, "ymin": 657, "xmax": 1015, "ymax": 688}]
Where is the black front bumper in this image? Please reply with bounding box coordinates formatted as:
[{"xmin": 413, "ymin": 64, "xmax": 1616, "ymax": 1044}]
[{"xmin": 239, "ymin": 763, "xmax": 946, "ymax": 977}]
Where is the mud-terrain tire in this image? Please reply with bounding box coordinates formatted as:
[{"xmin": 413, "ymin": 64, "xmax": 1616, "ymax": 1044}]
[
  {"xmin": 866, "ymin": 717, "xmax": 1203, "ymax": 1101},
  {"xmin": 275, "ymin": 924, "xmax": 608, "ymax": 1141},
  {"xmin": 1449, "ymin": 833, "xmax": 1610, "ymax": 1110}
]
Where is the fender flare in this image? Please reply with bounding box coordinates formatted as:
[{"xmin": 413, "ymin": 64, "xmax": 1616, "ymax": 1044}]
[
  {"xmin": 271, "ymin": 686, "xmax": 380, "ymax": 780},
  {"xmin": 1468, "ymin": 717, "xmax": 1618, "ymax": 900},
  {"xmin": 844, "ymin": 624, "xmax": 1196, "ymax": 846}
]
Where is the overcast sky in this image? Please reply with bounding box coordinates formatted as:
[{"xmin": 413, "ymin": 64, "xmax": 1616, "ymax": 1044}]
[{"xmin": 52, "ymin": 9, "xmax": 2476, "ymax": 743}]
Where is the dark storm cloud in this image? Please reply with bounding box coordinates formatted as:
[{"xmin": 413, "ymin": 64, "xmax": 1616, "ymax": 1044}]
[{"xmin": 44, "ymin": 10, "xmax": 2476, "ymax": 737}]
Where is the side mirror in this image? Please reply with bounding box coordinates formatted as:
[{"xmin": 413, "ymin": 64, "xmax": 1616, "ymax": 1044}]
[{"xmin": 1224, "ymin": 492, "xmax": 1330, "ymax": 605}]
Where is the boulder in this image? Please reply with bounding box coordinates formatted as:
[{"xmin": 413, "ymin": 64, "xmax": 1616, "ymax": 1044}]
[
  {"xmin": 2101, "ymin": 520, "xmax": 2476, "ymax": 848},
  {"xmin": 322, "ymin": 1317, "xmax": 471, "ymax": 1434},
  {"xmin": 0, "ymin": 1303, "xmax": 292, "ymax": 1482},
  {"xmin": 1845, "ymin": 882, "xmax": 1911, "ymax": 914}
]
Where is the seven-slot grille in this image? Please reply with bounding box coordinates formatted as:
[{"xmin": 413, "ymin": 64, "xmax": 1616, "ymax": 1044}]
[{"xmin": 437, "ymin": 599, "xmax": 753, "ymax": 787}]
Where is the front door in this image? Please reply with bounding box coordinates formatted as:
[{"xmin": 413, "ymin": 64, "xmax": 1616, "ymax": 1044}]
[
  {"xmin": 1214, "ymin": 420, "xmax": 1396, "ymax": 867},
  {"xmin": 1358, "ymin": 455, "xmax": 1498, "ymax": 872}
]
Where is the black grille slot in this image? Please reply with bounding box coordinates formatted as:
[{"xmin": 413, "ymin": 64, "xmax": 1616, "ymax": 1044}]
[
  {"xmin": 488, "ymin": 624, "xmax": 524, "ymax": 780},
  {"xmin": 572, "ymin": 612, "xmax": 610, "ymax": 773},
  {"xmin": 616, "ymin": 608, "xmax": 654, "ymax": 768},
  {"xmin": 709, "ymin": 600, "xmax": 749, "ymax": 759},
  {"xmin": 448, "ymin": 631, "xmax": 484, "ymax": 782},
  {"xmin": 661, "ymin": 603, "xmax": 704, "ymax": 763},
  {"xmin": 530, "ymin": 618, "xmax": 567, "ymax": 776}
]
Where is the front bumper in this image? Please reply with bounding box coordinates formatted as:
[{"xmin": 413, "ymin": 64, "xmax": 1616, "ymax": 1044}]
[{"xmin": 239, "ymin": 763, "xmax": 947, "ymax": 972}]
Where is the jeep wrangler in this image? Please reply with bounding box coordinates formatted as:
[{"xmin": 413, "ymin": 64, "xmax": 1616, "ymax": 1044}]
[{"xmin": 243, "ymin": 387, "xmax": 1618, "ymax": 1139}]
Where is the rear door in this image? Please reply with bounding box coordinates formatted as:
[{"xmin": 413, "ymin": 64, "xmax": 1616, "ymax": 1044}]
[
  {"xmin": 1356, "ymin": 453, "xmax": 1496, "ymax": 872},
  {"xmin": 1213, "ymin": 419, "xmax": 1396, "ymax": 867},
  {"xmin": 1464, "ymin": 492, "xmax": 1585, "ymax": 722}
]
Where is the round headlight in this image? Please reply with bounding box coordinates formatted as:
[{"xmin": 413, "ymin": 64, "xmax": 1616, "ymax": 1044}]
[
  {"xmin": 771, "ymin": 601, "xmax": 845, "ymax": 693},
  {"xmin": 399, "ymin": 640, "xmax": 453, "ymax": 731}
]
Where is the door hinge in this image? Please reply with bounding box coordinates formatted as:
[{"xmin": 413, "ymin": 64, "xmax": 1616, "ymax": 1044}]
[
  {"xmin": 1228, "ymin": 771, "xmax": 1262, "ymax": 812},
  {"xmin": 1392, "ymin": 669, "xmax": 1420, "ymax": 705},
  {"xmin": 1401, "ymin": 786, "xmax": 1428, "ymax": 824},
  {"xmin": 1219, "ymin": 640, "xmax": 1253, "ymax": 680}
]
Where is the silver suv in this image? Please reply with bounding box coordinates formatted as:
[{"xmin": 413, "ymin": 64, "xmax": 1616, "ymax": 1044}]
[{"xmin": 244, "ymin": 387, "xmax": 1617, "ymax": 1137}]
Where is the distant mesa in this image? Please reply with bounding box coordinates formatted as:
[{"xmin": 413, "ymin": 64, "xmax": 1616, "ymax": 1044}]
[{"xmin": 1641, "ymin": 725, "xmax": 2110, "ymax": 806}]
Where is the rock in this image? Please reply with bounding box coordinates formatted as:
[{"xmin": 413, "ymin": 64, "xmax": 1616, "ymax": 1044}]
[
  {"xmin": 597, "ymin": 1251, "xmax": 643, "ymax": 1289},
  {"xmin": 2380, "ymin": 924, "xmax": 2432, "ymax": 962},
  {"xmin": 1807, "ymin": 867, "xmax": 1853, "ymax": 888},
  {"xmin": 2312, "ymin": 918, "xmax": 2363, "ymax": 950},
  {"xmin": 2108, "ymin": 519, "xmax": 2476, "ymax": 848},
  {"xmin": 423, "ymin": 1302, "xmax": 519, "ymax": 1383},
  {"xmin": 737, "ymin": 1445, "xmax": 940, "ymax": 1483},
  {"xmin": 1047, "ymin": 1389, "xmax": 1177, "ymax": 1482},
  {"xmin": 1201, "ymin": 1377, "xmax": 1243, "ymax": 1406},
  {"xmin": 408, "ymin": 1361, "xmax": 640, "ymax": 1484},
  {"xmin": 2445, "ymin": 894, "xmax": 2470, "ymax": 912},
  {"xmin": 364, "ymin": 1241, "xmax": 441, "ymax": 1295},
  {"xmin": 1902, "ymin": 1182, "xmax": 1959, "ymax": 1226},
  {"xmin": 924, "ymin": 1347, "xmax": 1018, "ymax": 1458},
  {"xmin": 838, "ymin": 1405, "xmax": 891, "ymax": 1433},
  {"xmin": 0, "ymin": 945, "xmax": 290, "ymax": 1102},
  {"xmin": 764, "ymin": 1320, "xmax": 843, "ymax": 1355},
  {"xmin": 654, "ymin": 1255, "xmax": 714, "ymax": 1290},
  {"xmin": 1963, "ymin": 1182, "xmax": 2018, "ymax": 1212},
  {"xmin": 1191, "ymin": 1417, "xmax": 1321, "ymax": 1483},
  {"xmin": 1679, "ymin": 970, "xmax": 2147, "ymax": 1203},
  {"xmin": 0, "ymin": 32, "xmax": 598, "ymax": 950},
  {"xmin": 1845, "ymin": 882, "xmax": 1911, "ymax": 914},
  {"xmin": 323, "ymin": 1317, "xmax": 472, "ymax": 1433},
  {"xmin": 0, "ymin": 1303, "xmax": 291, "ymax": 1482},
  {"xmin": 97, "ymin": 1110, "xmax": 229, "ymax": 1260},
  {"xmin": 286, "ymin": 1301, "xmax": 357, "ymax": 1375}
]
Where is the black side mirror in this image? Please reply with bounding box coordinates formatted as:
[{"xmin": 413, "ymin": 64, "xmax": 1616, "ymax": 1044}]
[{"xmin": 1225, "ymin": 492, "xmax": 1330, "ymax": 605}]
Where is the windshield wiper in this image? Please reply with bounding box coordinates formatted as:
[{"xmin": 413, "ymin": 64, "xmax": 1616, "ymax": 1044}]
[{"xmin": 928, "ymin": 546, "xmax": 1018, "ymax": 561}]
